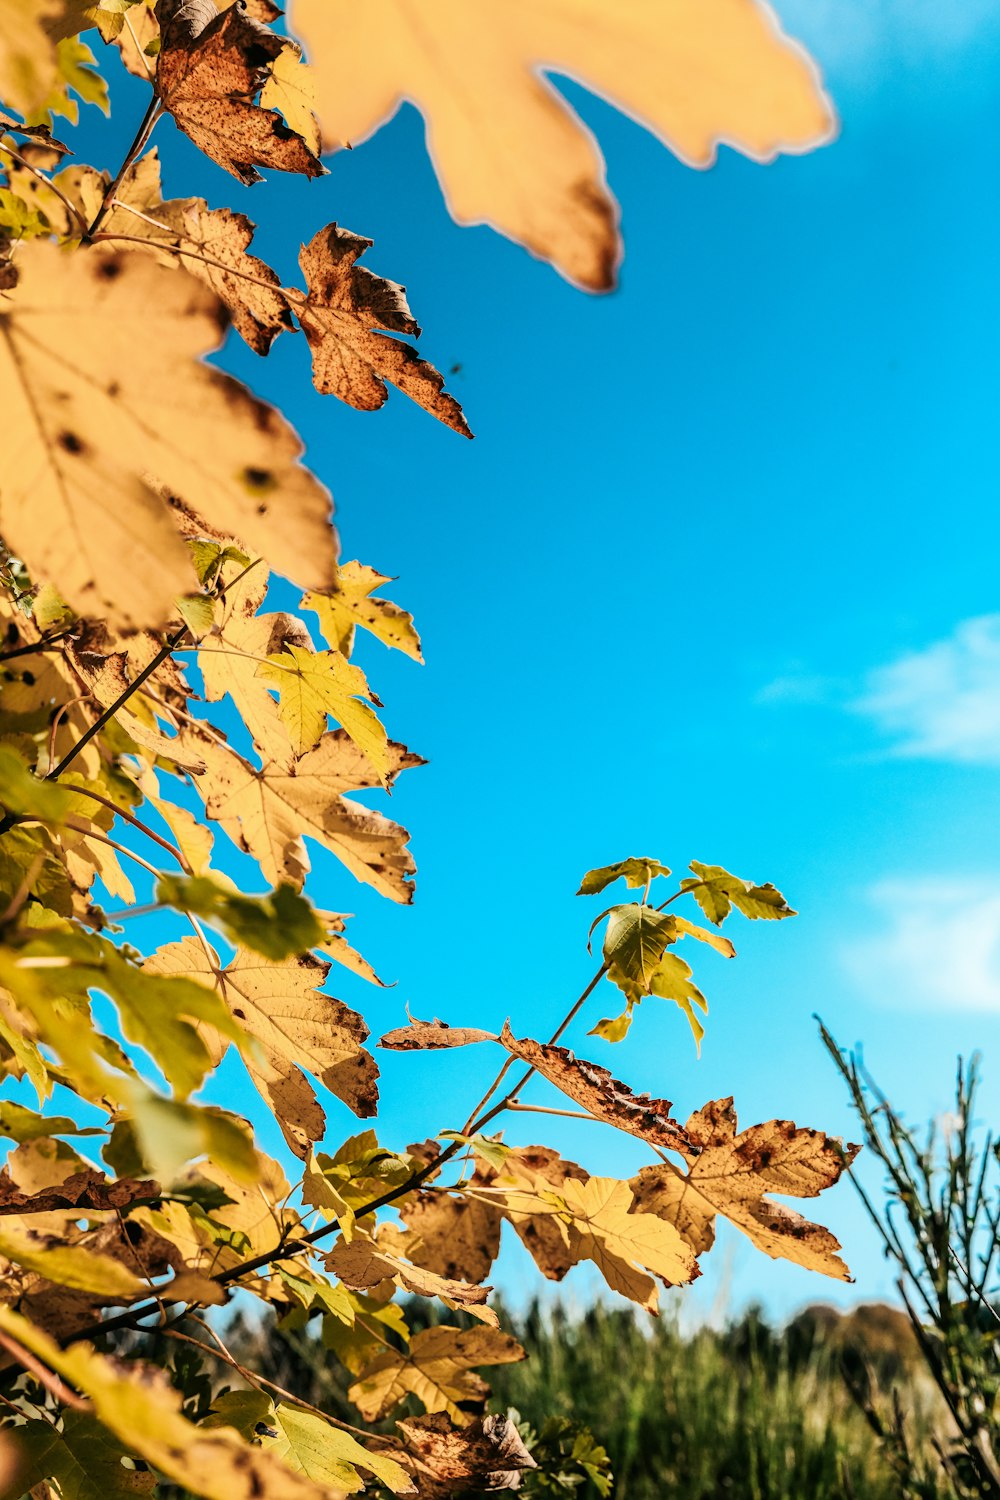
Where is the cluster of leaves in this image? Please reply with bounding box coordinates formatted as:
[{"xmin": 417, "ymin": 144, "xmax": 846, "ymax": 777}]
[{"xmin": 0, "ymin": 2, "xmax": 854, "ymax": 1497}]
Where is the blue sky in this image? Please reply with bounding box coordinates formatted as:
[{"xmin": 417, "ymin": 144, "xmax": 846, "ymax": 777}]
[{"xmin": 68, "ymin": 0, "xmax": 1000, "ymax": 1321}]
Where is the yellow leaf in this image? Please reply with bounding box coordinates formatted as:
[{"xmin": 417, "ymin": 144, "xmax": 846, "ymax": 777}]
[
  {"xmin": 258, "ymin": 643, "xmax": 391, "ymax": 779},
  {"xmin": 304, "ymin": 561, "xmax": 423, "ymax": 662},
  {"xmin": 191, "ymin": 730, "xmax": 418, "ymax": 902},
  {"xmin": 349, "ymin": 1324, "xmax": 524, "ymax": 1425},
  {"xmin": 0, "ymin": 1308, "xmax": 346, "ymax": 1500},
  {"xmin": 148, "ymin": 937, "xmax": 379, "ymax": 1160},
  {"xmin": 0, "ymin": 1222, "xmax": 143, "ymax": 1297},
  {"xmin": 630, "ymin": 1098, "xmax": 859, "ymax": 1279},
  {"xmin": 293, "ymin": 0, "xmax": 833, "ymax": 290},
  {"xmin": 0, "ymin": 242, "xmax": 334, "ymax": 629},
  {"xmin": 325, "ymin": 1228, "xmax": 497, "ymax": 1324},
  {"xmin": 260, "ymin": 40, "xmax": 321, "ymax": 155},
  {"xmin": 554, "ymin": 1175, "xmax": 697, "ymax": 1311}
]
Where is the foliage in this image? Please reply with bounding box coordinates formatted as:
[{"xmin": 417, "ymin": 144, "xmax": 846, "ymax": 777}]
[
  {"xmin": 228, "ymin": 1296, "xmax": 943, "ymax": 1500},
  {"xmin": 0, "ymin": 4, "xmax": 854, "ymax": 1497},
  {"xmin": 823, "ymin": 1030, "xmax": 1000, "ymax": 1500}
]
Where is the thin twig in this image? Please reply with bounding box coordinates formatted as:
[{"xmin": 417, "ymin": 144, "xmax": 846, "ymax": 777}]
[
  {"xmin": 86, "ymin": 98, "xmax": 163, "ymax": 238},
  {"xmin": 59, "ymin": 784, "xmax": 190, "ymax": 872},
  {"xmin": 0, "ymin": 1327, "xmax": 89, "ymax": 1411},
  {"xmin": 0, "ymin": 629, "xmax": 75, "ymax": 663}
]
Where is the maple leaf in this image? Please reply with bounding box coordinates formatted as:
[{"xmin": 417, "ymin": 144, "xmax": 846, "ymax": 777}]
[
  {"xmin": 259, "ymin": 39, "xmax": 320, "ymax": 156},
  {"xmin": 155, "ymin": 0, "xmax": 324, "ymax": 185},
  {"xmin": 297, "ymin": 222, "xmax": 471, "ymax": 435},
  {"xmin": 303, "ymin": 561, "xmax": 423, "ymax": 662},
  {"xmin": 577, "ymin": 857, "xmax": 671, "ymax": 895},
  {"xmin": 682, "ymin": 861, "xmax": 796, "ymax": 925},
  {"xmin": 379, "ymin": 1014, "xmax": 499, "ymax": 1051},
  {"xmin": 349, "ymin": 1324, "xmax": 525, "ymax": 1425},
  {"xmin": 600, "ymin": 948, "xmax": 709, "ymax": 1053},
  {"xmin": 550, "ymin": 1175, "xmax": 698, "ymax": 1311},
  {"xmin": 499, "ymin": 1024, "xmax": 690, "ymax": 1154},
  {"xmin": 147, "ymin": 937, "xmax": 378, "ymax": 1159},
  {"xmin": 494, "ymin": 1144, "xmax": 587, "ymax": 1281},
  {"xmin": 0, "ymin": 1221, "xmax": 144, "ymax": 1297},
  {"xmin": 191, "ymin": 729, "xmax": 419, "ymax": 902},
  {"xmin": 629, "ymin": 1098, "xmax": 859, "ymax": 1279},
  {"xmin": 0, "ymin": 242, "xmax": 334, "ymax": 628},
  {"xmin": 292, "ymin": 0, "xmax": 833, "ymax": 291},
  {"xmin": 257, "ymin": 641, "xmax": 391, "ymax": 778}
]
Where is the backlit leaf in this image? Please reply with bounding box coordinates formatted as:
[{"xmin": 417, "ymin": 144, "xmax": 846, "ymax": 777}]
[{"xmin": 303, "ymin": 561, "xmax": 423, "ymax": 662}]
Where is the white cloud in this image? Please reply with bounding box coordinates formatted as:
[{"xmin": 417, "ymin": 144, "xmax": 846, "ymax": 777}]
[
  {"xmin": 844, "ymin": 878, "xmax": 1000, "ymax": 1014},
  {"xmin": 851, "ymin": 615, "xmax": 1000, "ymax": 765}
]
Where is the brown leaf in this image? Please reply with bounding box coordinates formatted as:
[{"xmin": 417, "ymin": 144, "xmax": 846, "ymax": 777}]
[
  {"xmin": 394, "ymin": 1413, "xmax": 536, "ymax": 1497},
  {"xmin": 499, "ymin": 1023, "xmax": 690, "ymax": 1154},
  {"xmin": 155, "ymin": 0, "xmax": 324, "ymax": 185},
  {"xmin": 349, "ymin": 1325, "xmax": 525, "ymax": 1425},
  {"xmin": 380, "ymin": 1014, "xmax": 499, "ymax": 1052},
  {"xmin": 297, "ymin": 223, "xmax": 471, "ymax": 435},
  {"xmin": 324, "ymin": 1228, "xmax": 496, "ymax": 1323},
  {"xmin": 629, "ymin": 1097, "xmax": 859, "ymax": 1279},
  {"xmin": 0, "ymin": 1167, "xmax": 157, "ymax": 1217},
  {"xmin": 499, "ymin": 1145, "xmax": 586, "ymax": 1280},
  {"xmin": 401, "ymin": 1161, "xmax": 502, "ymax": 1286}
]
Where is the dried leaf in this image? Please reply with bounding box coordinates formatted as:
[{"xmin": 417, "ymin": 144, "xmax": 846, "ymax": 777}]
[
  {"xmin": 294, "ymin": 0, "xmax": 833, "ymax": 290},
  {"xmin": 0, "ymin": 242, "xmax": 334, "ymax": 628},
  {"xmin": 629, "ymin": 1098, "xmax": 858, "ymax": 1279},
  {"xmin": 155, "ymin": 0, "xmax": 324, "ymax": 184},
  {"xmin": 498, "ymin": 1024, "xmax": 690, "ymax": 1154},
  {"xmin": 394, "ymin": 1412, "xmax": 536, "ymax": 1497},
  {"xmin": 297, "ymin": 222, "xmax": 471, "ymax": 434},
  {"xmin": 380, "ymin": 1015, "xmax": 499, "ymax": 1052},
  {"xmin": 325, "ymin": 1228, "xmax": 496, "ymax": 1322}
]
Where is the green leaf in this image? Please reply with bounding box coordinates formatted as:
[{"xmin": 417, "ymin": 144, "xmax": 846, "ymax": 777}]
[
  {"xmin": 7, "ymin": 1414, "xmax": 155, "ymax": 1500},
  {"xmin": 439, "ymin": 1130, "xmax": 511, "ymax": 1171},
  {"xmin": 187, "ymin": 539, "xmax": 250, "ymax": 587},
  {"xmin": 0, "ymin": 187, "xmax": 49, "ymax": 238},
  {"xmin": 0, "ymin": 744, "xmax": 74, "ymax": 822},
  {"xmin": 682, "ymin": 862, "xmax": 796, "ymax": 925},
  {"xmin": 577, "ymin": 858, "xmax": 671, "ymax": 896},
  {"xmin": 125, "ymin": 1089, "xmax": 259, "ymax": 1185},
  {"xmin": 606, "ymin": 950, "xmax": 708, "ymax": 1052},
  {"xmin": 0, "ymin": 1222, "xmax": 143, "ymax": 1296},
  {"xmin": 594, "ymin": 904, "xmax": 676, "ymax": 992},
  {"xmin": 177, "ymin": 593, "xmax": 216, "ymax": 638},
  {"xmin": 0, "ymin": 1101, "xmax": 103, "ymax": 1142},
  {"xmin": 265, "ymin": 1402, "xmax": 414, "ymax": 1495},
  {"xmin": 588, "ymin": 1005, "xmax": 634, "ymax": 1044},
  {"xmin": 257, "ymin": 643, "xmax": 390, "ymax": 780},
  {"xmin": 156, "ymin": 873, "xmax": 324, "ymax": 960}
]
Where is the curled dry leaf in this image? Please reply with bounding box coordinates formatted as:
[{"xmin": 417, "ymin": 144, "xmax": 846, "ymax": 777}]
[
  {"xmin": 380, "ymin": 1014, "xmax": 499, "ymax": 1052},
  {"xmin": 0, "ymin": 243, "xmax": 335, "ymax": 629},
  {"xmin": 394, "ymin": 1412, "xmax": 537, "ymax": 1497},
  {"xmin": 293, "ymin": 0, "xmax": 833, "ymax": 291},
  {"xmin": 297, "ymin": 223, "xmax": 471, "ymax": 435},
  {"xmin": 401, "ymin": 1160, "xmax": 502, "ymax": 1286},
  {"xmin": 629, "ymin": 1097, "xmax": 859, "ymax": 1280},
  {"xmin": 499, "ymin": 1023, "xmax": 690, "ymax": 1155},
  {"xmin": 155, "ymin": 0, "xmax": 324, "ymax": 185},
  {"xmin": 0, "ymin": 1166, "xmax": 157, "ymax": 1217}
]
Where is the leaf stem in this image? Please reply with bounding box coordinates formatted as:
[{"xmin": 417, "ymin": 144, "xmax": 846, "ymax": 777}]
[
  {"xmin": 0, "ymin": 629, "xmax": 75, "ymax": 662},
  {"xmin": 47, "ymin": 622, "xmax": 189, "ymax": 781},
  {"xmin": 59, "ymin": 784, "xmax": 191, "ymax": 872},
  {"xmin": 86, "ymin": 97, "xmax": 164, "ymax": 239}
]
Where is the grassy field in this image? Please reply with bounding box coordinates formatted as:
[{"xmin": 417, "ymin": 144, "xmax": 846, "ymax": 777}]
[{"xmin": 233, "ymin": 1295, "xmax": 945, "ymax": 1499}]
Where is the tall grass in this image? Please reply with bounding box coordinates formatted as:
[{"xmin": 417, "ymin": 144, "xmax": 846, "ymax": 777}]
[{"xmin": 232, "ymin": 1295, "xmax": 938, "ymax": 1499}]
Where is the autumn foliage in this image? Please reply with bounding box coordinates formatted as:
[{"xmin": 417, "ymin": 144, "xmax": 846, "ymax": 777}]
[{"xmin": 0, "ymin": 3, "xmax": 852, "ymax": 1496}]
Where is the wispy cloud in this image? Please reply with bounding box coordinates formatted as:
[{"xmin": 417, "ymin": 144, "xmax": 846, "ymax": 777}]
[
  {"xmin": 843, "ymin": 878, "xmax": 1000, "ymax": 1014},
  {"xmin": 851, "ymin": 615, "xmax": 1000, "ymax": 765}
]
